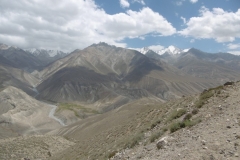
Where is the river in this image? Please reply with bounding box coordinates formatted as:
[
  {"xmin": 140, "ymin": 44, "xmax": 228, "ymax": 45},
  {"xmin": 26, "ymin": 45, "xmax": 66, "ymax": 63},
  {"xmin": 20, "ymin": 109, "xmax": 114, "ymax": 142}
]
[{"xmin": 32, "ymin": 86, "xmax": 66, "ymax": 126}]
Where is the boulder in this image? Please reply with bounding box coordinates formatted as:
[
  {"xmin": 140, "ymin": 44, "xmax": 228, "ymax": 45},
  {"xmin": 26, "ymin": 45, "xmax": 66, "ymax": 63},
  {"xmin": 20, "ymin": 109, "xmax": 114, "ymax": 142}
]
[{"xmin": 156, "ymin": 136, "xmax": 168, "ymax": 149}]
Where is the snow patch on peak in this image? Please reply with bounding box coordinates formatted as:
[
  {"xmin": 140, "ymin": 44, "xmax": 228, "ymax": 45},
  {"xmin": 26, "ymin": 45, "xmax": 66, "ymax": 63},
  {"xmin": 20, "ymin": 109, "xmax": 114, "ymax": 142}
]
[
  {"xmin": 168, "ymin": 45, "xmax": 176, "ymax": 53},
  {"xmin": 137, "ymin": 45, "xmax": 189, "ymax": 56},
  {"xmin": 25, "ymin": 48, "xmax": 67, "ymax": 57},
  {"xmin": 183, "ymin": 48, "xmax": 190, "ymax": 52},
  {"xmin": 139, "ymin": 47, "xmax": 150, "ymax": 54},
  {"xmin": 0, "ymin": 43, "xmax": 10, "ymax": 50},
  {"xmin": 163, "ymin": 46, "xmax": 182, "ymax": 55}
]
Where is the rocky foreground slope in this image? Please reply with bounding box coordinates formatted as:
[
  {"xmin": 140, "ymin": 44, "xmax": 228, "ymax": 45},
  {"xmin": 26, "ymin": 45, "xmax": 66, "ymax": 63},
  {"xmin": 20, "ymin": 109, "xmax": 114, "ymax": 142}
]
[
  {"xmin": 47, "ymin": 81, "xmax": 240, "ymax": 160},
  {"xmin": 111, "ymin": 82, "xmax": 240, "ymax": 160}
]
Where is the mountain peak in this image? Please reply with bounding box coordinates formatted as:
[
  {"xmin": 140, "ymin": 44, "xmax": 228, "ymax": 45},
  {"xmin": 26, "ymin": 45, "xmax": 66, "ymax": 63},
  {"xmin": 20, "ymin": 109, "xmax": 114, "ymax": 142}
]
[
  {"xmin": 90, "ymin": 42, "xmax": 115, "ymax": 48},
  {"xmin": 138, "ymin": 45, "xmax": 189, "ymax": 55},
  {"xmin": 25, "ymin": 48, "xmax": 67, "ymax": 57},
  {"xmin": 0, "ymin": 43, "xmax": 10, "ymax": 50},
  {"xmin": 163, "ymin": 45, "xmax": 182, "ymax": 55},
  {"xmin": 139, "ymin": 47, "xmax": 150, "ymax": 54}
]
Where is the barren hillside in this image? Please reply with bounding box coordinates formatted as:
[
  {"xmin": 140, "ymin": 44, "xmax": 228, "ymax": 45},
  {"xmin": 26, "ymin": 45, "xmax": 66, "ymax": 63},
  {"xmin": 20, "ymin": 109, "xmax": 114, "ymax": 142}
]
[
  {"xmin": 0, "ymin": 86, "xmax": 62, "ymax": 139},
  {"xmin": 46, "ymin": 81, "xmax": 240, "ymax": 160}
]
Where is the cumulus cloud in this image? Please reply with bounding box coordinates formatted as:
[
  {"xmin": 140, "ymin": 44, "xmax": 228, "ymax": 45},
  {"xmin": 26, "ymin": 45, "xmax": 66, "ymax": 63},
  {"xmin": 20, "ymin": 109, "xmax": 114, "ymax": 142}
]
[
  {"xmin": 227, "ymin": 43, "xmax": 240, "ymax": 50},
  {"xmin": 132, "ymin": 0, "xmax": 145, "ymax": 5},
  {"xmin": 180, "ymin": 16, "xmax": 186, "ymax": 24},
  {"xmin": 176, "ymin": 1, "xmax": 184, "ymax": 6},
  {"xmin": 190, "ymin": 0, "xmax": 198, "ymax": 3},
  {"xmin": 120, "ymin": 0, "xmax": 130, "ymax": 8},
  {"xmin": 99, "ymin": 8, "xmax": 176, "ymax": 39},
  {"xmin": 129, "ymin": 44, "xmax": 165, "ymax": 53},
  {"xmin": 176, "ymin": 0, "xmax": 197, "ymax": 6},
  {"xmin": 148, "ymin": 45, "xmax": 165, "ymax": 51},
  {"xmin": 0, "ymin": 0, "xmax": 175, "ymax": 51},
  {"xmin": 179, "ymin": 7, "xmax": 240, "ymax": 43},
  {"xmin": 228, "ymin": 51, "xmax": 240, "ymax": 55}
]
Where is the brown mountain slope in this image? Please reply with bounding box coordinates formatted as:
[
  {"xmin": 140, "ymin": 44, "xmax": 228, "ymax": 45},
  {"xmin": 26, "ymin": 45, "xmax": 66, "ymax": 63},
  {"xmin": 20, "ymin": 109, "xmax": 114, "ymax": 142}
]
[
  {"xmin": 146, "ymin": 48, "xmax": 240, "ymax": 83},
  {"xmin": 0, "ymin": 81, "xmax": 239, "ymax": 160},
  {"xmin": 0, "ymin": 45, "xmax": 43, "ymax": 72},
  {"xmin": 47, "ymin": 81, "xmax": 240, "ymax": 160},
  {"xmin": 0, "ymin": 86, "xmax": 62, "ymax": 139},
  {"xmin": 111, "ymin": 82, "xmax": 240, "ymax": 160},
  {"xmin": 0, "ymin": 64, "xmax": 39, "ymax": 95},
  {"xmin": 37, "ymin": 43, "xmax": 218, "ymax": 113}
]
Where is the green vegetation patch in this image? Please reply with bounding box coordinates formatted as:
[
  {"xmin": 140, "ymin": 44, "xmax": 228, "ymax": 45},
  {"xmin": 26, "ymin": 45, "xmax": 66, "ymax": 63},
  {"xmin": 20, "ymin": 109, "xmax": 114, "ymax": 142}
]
[
  {"xmin": 195, "ymin": 85, "xmax": 224, "ymax": 108},
  {"xmin": 123, "ymin": 132, "xmax": 144, "ymax": 149},
  {"xmin": 149, "ymin": 130, "xmax": 165, "ymax": 143},
  {"xmin": 167, "ymin": 108, "xmax": 187, "ymax": 122},
  {"xmin": 169, "ymin": 118, "xmax": 202, "ymax": 133},
  {"xmin": 57, "ymin": 103, "xmax": 99, "ymax": 118}
]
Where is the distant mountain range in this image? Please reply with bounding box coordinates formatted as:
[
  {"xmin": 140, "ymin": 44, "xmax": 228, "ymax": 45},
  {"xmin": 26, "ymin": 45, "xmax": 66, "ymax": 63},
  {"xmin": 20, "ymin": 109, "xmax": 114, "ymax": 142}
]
[
  {"xmin": 25, "ymin": 48, "xmax": 66, "ymax": 57},
  {"xmin": 25, "ymin": 48, "xmax": 68, "ymax": 65},
  {"xmin": 35, "ymin": 42, "xmax": 232, "ymax": 112},
  {"xmin": 0, "ymin": 43, "xmax": 68, "ymax": 72},
  {"xmin": 0, "ymin": 43, "xmax": 68, "ymax": 94},
  {"xmin": 1, "ymin": 42, "xmax": 240, "ymax": 113}
]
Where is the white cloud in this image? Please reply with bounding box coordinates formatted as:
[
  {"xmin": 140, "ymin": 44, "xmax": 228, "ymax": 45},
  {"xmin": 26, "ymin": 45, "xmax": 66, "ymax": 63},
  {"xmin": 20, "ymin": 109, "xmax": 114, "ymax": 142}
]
[
  {"xmin": 148, "ymin": 45, "xmax": 165, "ymax": 51},
  {"xmin": 190, "ymin": 0, "xmax": 198, "ymax": 3},
  {"xmin": 180, "ymin": 16, "xmax": 186, "ymax": 24},
  {"xmin": 0, "ymin": 0, "xmax": 176, "ymax": 51},
  {"xmin": 228, "ymin": 51, "xmax": 240, "ymax": 55},
  {"xmin": 128, "ymin": 44, "xmax": 165, "ymax": 54},
  {"xmin": 132, "ymin": 0, "xmax": 145, "ymax": 5},
  {"xmin": 120, "ymin": 0, "xmax": 130, "ymax": 8},
  {"xmin": 176, "ymin": 0, "xmax": 186, "ymax": 6},
  {"xmin": 227, "ymin": 43, "xmax": 240, "ymax": 50},
  {"xmin": 99, "ymin": 8, "xmax": 176, "ymax": 39},
  {"xmin": 190, "ymin": 39, "xmax": 195, "ymax": 43},
  {"xmin": 179, "ymin": 7, "xmax": 240, "ymax": 43}
]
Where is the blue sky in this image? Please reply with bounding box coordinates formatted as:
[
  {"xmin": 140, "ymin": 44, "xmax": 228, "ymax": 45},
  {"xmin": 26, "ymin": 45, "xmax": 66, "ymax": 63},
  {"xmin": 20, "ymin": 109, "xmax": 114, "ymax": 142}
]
[
  {"xmin": 0, "ymin": 0, "xmax": 240, "ymax": 54},
  {"xmin": 95, "ymin": 0, "xmax": 240, "ymax": 53}
]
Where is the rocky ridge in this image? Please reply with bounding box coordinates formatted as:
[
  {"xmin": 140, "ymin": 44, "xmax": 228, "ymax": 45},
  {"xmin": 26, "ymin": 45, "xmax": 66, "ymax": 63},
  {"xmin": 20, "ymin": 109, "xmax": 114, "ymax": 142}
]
[{"xmin": 111, "ymin": 81, "xmax": 240, "ymax": 160}]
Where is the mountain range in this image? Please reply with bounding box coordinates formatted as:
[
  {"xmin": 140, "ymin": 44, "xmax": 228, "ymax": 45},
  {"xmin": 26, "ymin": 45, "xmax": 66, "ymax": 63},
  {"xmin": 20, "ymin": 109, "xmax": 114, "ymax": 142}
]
[
  {"xmin": 25, "ymin": 48, "xmax": 68, "ymax": 66},
  {"xmin": 35, "ymin": 42, "xmax": 224, "ymax": 113},
  {"xmin": 1, "ymin": 42, "xmax": 240, "ymax": 159},
  {"xmin": 1, "ymin": 42, "xmax": 240, "ymax": 113}
]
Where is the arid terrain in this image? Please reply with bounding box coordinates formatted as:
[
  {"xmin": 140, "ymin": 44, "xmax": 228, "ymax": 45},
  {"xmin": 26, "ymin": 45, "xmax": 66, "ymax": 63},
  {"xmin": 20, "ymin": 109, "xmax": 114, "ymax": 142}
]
[
  {"xmin": 0, "ymin": 43, "xmax": 240, "ymax": 160},
  {"xmin": 1, "ymin": 81, "xmax": 239, "ymax": 160},
  {"xmin": 0, "ymin": 0, "xmax": 239, "ymax": 159}
]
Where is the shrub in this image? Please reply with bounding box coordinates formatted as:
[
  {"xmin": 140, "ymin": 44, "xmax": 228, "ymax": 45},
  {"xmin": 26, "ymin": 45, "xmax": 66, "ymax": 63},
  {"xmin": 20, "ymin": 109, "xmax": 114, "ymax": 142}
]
[
  {"xmin": 162, "ymin": 127, "xmax": 168, "ymax": 132},
  {"xmin": 107, "ymin": 151, "xmax": 118, "ymax": 159},
  {"xmin": 195, "ymin": 85, "xmax": 224, "ymax": 108},
  {"xmin": 149, "ymin": 131, "xmax": 164, "ymax": 143},
  {"xmin": 183, "ymin": 113, "xmax": 192, "ymax": 121},
  {"xmin": 124, "ymin": 132, "xmax": 144, "ymax": 149},
  {"xmin": 170, "ymin": 122, "xmax": 185, "ymax": 133},
  {"xmin": 169, "ymin": 118, "xmax": 201, "ymax": 133},
  {"xmin": 200, "ymin": 91, "xmax": 214, "ymax": 100},
  {"xmin": 184, "ymin": 118, "xmax": 201, "ymax": 127},
  {"xmin": 195, "ymin": 100, "xmax": 204, "ymax": 108},
  {"xmin": 192, "ymin": 108, "xmax": 199, "ymax": 115},
  {"xmin": 195, "ymin": 90, "xmax": 214, "ymax": 108},
  {"xmin": 151, "ymin": 119, "xmax": 161, "ymax": 129},
  {"xmin": 167, "ymin": 109, "xmax": 187, "ymax": 122}
]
